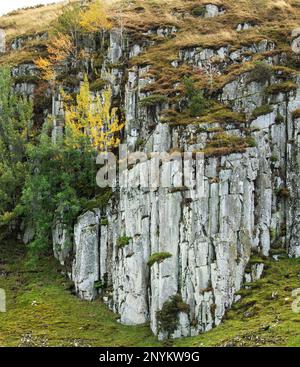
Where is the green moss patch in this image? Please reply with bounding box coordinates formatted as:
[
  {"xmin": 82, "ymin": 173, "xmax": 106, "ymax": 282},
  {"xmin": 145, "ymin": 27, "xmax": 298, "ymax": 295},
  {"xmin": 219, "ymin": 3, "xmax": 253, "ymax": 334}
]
[
  {"xmin": 147, "ymin": 252, "xmax": 172, "ymax": 267},
  {"xmin": 117, "ymin": 235, "xmax": 132, "ymax": 249},
  {"xmin": 251, "ymin": 104, "xmax": 273, "ymax": 119},
  {"xmin": 157, "ymin": 294, "xmax": 190, "ymax": 338}
]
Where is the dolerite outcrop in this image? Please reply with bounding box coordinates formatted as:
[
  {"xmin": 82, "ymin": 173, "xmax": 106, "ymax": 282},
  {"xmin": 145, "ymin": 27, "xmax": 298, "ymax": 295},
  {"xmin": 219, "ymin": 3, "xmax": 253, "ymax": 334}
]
[{"xmin": 45, "ymin": 27, "xmax": 300, "ymax": 339}]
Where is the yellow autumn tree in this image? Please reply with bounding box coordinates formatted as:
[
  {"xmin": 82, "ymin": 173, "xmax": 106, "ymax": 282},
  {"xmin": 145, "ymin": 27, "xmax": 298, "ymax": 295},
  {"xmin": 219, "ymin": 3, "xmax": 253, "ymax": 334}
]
[
  {"xmin": 34, "ymin": 32, "xmax": 78, "ymax": 86},
  {"xmin": 80, "ymin": 0, "xmax": 111, "ymax": 32},
  {"xmin": 47, "ymin": 32, "xmax": 77, "ymax": 65},
  {"xmin": 63, "ymin": 75, "xmax": 125, "ymax": 151},
  {"xmin": 34, "ymin": 57, "xmax": 55, "ymax": 86}
]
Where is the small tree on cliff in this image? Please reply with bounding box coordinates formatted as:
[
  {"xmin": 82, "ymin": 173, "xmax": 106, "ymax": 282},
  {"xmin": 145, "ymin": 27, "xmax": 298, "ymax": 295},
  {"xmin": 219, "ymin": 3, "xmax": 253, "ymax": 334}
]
[
  {"xmin": 34, "ymin": 33, "xmax": 77, "ymax": 92},
  {"xmin": 62, "ymin": 75, "xmax": 125, "ymax": 151},
  {"xmin": 34, "ymin": 2, "xmax": 80, "ymax": 86},
  {"xmin": 53, "ymin": 1, "xmax": 82, "ymax": 50},
  {"xmin": 35, "ymin": 1, "xmax": 111, "ymax": 89}
]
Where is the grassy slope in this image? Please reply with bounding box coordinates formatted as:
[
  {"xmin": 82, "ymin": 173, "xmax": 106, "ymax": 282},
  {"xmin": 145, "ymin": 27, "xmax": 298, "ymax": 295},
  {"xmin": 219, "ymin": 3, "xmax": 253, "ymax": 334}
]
[
  {"xmin": 0, "ymin": 0, "xmax": 118, "ymax": 41},
  {"xmin": 1, "ymin": 242, "xmax": 300, "ymax": 347},
  {"xmin": 0, "ymin": 242, "xmax": 160, "ymax": 347},
  {"xmin": 0, "ymin": 2, "xmax": 66, "ymax": 41}
]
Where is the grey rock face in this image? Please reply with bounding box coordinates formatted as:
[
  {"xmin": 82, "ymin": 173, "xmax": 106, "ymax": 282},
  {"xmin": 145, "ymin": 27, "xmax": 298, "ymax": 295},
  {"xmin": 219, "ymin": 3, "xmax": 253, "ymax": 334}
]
[
  {"xmin": 71, "ymin": 147, "xmax": 268, "ymax": 338},
  {"xmin": 49, "ymin": 29, "xmax": 300, "ymax": 340},
  {"xmin": 178, "ymin": 41, "xmax": 275, "ymax": 77},
  {"xmin": 52, "ymin": 222, "xmax": 71, "ymax": 266},
  {"xmin": 72, "ymin": 210, "xmax": 101, "ymax": 301}
]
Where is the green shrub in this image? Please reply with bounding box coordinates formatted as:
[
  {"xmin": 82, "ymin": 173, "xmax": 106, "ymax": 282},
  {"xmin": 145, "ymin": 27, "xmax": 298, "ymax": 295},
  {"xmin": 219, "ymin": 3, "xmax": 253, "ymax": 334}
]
[
  {"xmin": 189, "ymin": 93, "xmax": 208, "ymax": 117},
  {"xmin": 183, "ymin": 77, "xmax": 209, "ymax": 117},
  {"xmin": 93, "ymin": 54, "xmax": 104, "ymax": 69},
  {"xmin": 276, "ymin": 188, "xmax": 290, "ymax": 199},
  {"xmin": 94, "ymin": 274, "xmax": 108, "ymax": 290},
  {"xmin": 246, "ymin": 137, "xmax": 256, "ymax": 147},
  {"xmin": 19, "ymin": 120, "xmax": 104, "ymax": 265},
  {"xmin": 101, "ymin": 218, "xmax": 109, "ymax": 226},
  {"xmin": 147, "ymin": 252, "xmax": 172, "ymax": 267},
  {"xmin": 94, "ymin": 280, "xmax": 103, "ymax": 290},
  {"xmin": 139, "ymin": 94, "xmax": 168, "ymax": 108},
  {"xmin": 183, "ymin": 76, "xmax": 196, "ymax": 100},
  {"xmin": 0, "ymin": 67, "xmax": 33, "ymax": 238},
  {"xmin": 83, "ymin": 190, "xmax": 113, "ymax": 211},
  {"xmin": 270, "ymin": 155, "xmax": 278, "ymax": 163},
  {"xmin": 117, "ymin": 235, "xmax": 132, "ymax": 249},
  {"xmin": 191, "ymin": 6, "xmax": 206, "ymax": 17},
  {"xmin": 135, "ymin": 137, "xmax": 145, "ymax": 149},
  {"xmin": 251, "ymin": 104, "xmax": 273, "ymax": 119},
  {"xmin": 249, "ymin": 62, "xmax": 273, "ymax": 84},
  {"xmin": 270, "ymin": 227, "xmax": 277, "ymax": 241},
  {"xmin": 156, "ymin": 294, "xmax": 190, "ymax": 337}
]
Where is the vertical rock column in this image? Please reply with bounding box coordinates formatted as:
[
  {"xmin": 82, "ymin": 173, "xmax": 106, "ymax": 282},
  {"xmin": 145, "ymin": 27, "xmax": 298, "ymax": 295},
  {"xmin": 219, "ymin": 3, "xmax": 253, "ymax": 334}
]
[
  {"xmin": 72, "ymin": 210, "xmax": 101, "ymax": 301},
  {"xmin": 287, "ymin": 88, "xmax": 300, "ymax": 257}
]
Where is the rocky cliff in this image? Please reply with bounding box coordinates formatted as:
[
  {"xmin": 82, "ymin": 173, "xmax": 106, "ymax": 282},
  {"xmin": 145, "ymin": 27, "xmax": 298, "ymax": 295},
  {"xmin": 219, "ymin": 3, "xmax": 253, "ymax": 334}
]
[
  {"xmin": 2, "ymin": 0, "xmax": 299, "ymax": 341},
  {"xmin": 56, "ymin": 31, "xmax": 300, "ymax": 340}
]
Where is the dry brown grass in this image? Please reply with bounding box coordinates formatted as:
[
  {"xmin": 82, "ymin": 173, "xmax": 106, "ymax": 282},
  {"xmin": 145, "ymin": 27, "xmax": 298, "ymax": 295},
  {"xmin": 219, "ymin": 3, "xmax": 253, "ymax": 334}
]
[
  {"xmin": 0, "ymin": 49, "xmax": 36, "ymax": 66},
  {"xmin": 0, "ymin": 2, "xmax": 71, "ymax": 41},
  {"xmin": 174, "ymin": 30, "xmax": 236, "ymax": 49},
  {"xmin": 122, "ymin": 0, "xmax": 300, "ymax": 95},
  {"xmin": 1, "ymin": 0, "xmax": 300, "ymax": 91},
  {"xmin": 1, "ymin": 0, "xmax": 298, "ymax": 42}
]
